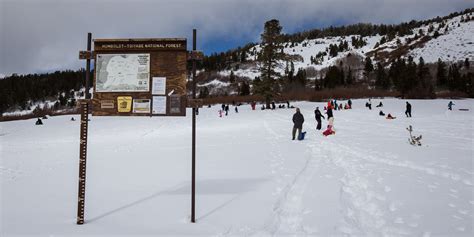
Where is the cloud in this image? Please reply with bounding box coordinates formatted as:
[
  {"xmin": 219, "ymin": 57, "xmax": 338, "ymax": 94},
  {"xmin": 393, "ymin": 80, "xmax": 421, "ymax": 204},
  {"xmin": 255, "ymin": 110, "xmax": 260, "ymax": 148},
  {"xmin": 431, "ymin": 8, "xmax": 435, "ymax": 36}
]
[{"xmin": 0, "ymin": 0, "xmax": 472, "ymax": 75}]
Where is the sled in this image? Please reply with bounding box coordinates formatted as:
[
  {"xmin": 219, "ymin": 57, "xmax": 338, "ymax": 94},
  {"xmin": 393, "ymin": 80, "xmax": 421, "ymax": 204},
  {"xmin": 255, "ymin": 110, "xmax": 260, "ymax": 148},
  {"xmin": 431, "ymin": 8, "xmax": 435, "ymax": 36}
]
[{"xmin": 298, "ymin": 131, "xmax": 307, "ymax": 140}]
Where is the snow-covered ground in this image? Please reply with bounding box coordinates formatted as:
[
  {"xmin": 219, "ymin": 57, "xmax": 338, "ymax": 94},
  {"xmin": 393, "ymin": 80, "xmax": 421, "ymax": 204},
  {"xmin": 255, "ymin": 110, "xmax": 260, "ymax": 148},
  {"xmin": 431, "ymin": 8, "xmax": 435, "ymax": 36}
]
[{"xmin": 1, "ymin": 99, "xmax": 473, "ymax": 236}]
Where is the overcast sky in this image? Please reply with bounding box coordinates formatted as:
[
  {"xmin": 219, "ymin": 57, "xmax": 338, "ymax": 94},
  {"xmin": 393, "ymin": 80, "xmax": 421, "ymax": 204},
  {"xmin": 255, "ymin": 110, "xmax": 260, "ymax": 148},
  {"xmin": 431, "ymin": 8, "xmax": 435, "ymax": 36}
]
[{"xmin": 0, "ymin": 0, "xmax": 472, "ymax": 76}]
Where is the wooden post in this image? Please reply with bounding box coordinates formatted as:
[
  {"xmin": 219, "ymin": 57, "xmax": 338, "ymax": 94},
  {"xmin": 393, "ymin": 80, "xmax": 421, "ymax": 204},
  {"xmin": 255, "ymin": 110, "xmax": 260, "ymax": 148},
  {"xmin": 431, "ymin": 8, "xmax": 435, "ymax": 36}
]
[
  {"xmin": 77, "ymin": 32, "xmax": 92, "ymax": 225},
  {"xmin": 191, "ymin": 29, "xmax": 197, "ymax": 223}
]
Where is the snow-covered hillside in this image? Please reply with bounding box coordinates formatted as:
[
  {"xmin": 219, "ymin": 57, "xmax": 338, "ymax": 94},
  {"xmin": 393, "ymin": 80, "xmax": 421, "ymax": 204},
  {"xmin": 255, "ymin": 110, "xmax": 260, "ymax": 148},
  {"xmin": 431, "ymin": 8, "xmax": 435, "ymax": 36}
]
[
  {"xmin": 1, "ymin": 99, "xmax": 473, "ymax": 236},
  {"xmin": 210, "ymin": 12, "xmax": 473, "ymax": 84}
]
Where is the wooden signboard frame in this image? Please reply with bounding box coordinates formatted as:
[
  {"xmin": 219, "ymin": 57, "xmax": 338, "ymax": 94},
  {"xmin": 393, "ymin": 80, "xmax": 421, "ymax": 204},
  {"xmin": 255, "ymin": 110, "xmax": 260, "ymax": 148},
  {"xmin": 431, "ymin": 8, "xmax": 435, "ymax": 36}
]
[
  {"xmin": 76, "ymin": 32, "xmax": 202, "ymax": 226},
  {"xmin": 92, "ymin": 38, "xmax": 188, "ymax": 116}
]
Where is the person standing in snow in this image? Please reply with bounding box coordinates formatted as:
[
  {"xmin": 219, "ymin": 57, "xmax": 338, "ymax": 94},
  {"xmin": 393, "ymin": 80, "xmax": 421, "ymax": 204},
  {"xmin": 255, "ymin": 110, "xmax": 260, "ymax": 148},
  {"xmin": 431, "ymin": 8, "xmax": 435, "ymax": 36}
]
[
  {"xmin": 286, "ymin": 101, "xmax": 290, "ymax": 108},
  {"xmin": 315, "ymin": 107, "xmax": 325, "ymax": 130},
  {"xmin": 292, "ymin": 108, "xmax": 304, "ymax": 140},
  {"xmin": 348, "ymin": 99, "xmax": 352, "ymax": 109},
  {"xmin": 225, "ymin": 105, "xmax": 229, "ymax": 116},
  {"xmin": 326, "ymin": 106, "xmax": 334, "ymax": 119},
  {"xmin": 448, "ymin": 101, "xmax": 455, "ymax": 110},
  {"xmin": 235, "ymin": 106, "xmax": 238, "ymax": 113},
  {"xmin": 405, "ymin": 101, "xmax": 412, "ymax": 117}
]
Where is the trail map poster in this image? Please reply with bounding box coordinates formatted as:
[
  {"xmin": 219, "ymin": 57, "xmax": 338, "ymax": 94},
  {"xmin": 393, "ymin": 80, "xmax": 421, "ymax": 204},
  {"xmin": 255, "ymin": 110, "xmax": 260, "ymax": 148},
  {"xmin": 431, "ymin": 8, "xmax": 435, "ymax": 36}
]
[{"xmin": 96, "ymin": 54, "xmax": 150, "ymax": 92}]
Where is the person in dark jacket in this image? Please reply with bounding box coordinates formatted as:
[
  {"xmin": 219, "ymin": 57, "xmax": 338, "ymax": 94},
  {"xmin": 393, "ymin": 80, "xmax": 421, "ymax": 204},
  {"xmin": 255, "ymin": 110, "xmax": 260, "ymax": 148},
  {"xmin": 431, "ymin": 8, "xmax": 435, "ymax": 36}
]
[
  {"xmin": 448, "ymin": 101, "xmax": 455, "ymax": 110},
  {"xmin": 376, "ymin": 101, "xmax": 383, "ymax": 107},
  {"xmin": 315, "ymin": 107, "xmax": 325, "ymax": 130},
  {"xmin": 271, "ymin": 102, "xmax": 276, "ymax": 110},
  {"xmin": 286, "ymin": 101, "xmax": 290, "ymax": 108},
  {"xmin": 35, "ymin": 118, "xmax": 43, "ymax": 125},
  {"xmin": 379, "ymin": 110, "xmax": 385, "ymax": 116},
  {"xmin": 405, "ymin": 102, "xmax": 412, "ymax": 117},
  {"xmin": 225, "ymin": 105, "xmax": 229, "ymax": 116},
  {"xmin": 348, "ymin": 99, "xmax": 352, "ymax": 109},
  {"xmin": 292, "ymin": 108, "xmax": 304, "ymax": 140},
  {"xmin": 326, "ymin": 106, "xmax": 334, "ymax": 119}
]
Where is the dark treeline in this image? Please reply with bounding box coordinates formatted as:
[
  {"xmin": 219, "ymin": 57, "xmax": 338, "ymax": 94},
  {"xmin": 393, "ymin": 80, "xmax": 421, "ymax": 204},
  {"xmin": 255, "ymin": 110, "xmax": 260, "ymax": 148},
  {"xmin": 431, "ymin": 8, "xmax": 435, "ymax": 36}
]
[
  {"xmin": 0, "ymin": 69, "xmax": 92, "ymax": 115},
  {"xmin": 311, "ymin": 56, "xmax": 473, "ymax": 98}
]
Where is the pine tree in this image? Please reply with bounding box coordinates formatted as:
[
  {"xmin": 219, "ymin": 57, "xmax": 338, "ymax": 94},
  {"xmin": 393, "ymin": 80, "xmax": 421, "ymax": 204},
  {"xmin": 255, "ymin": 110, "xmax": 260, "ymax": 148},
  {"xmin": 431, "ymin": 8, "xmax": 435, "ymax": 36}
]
[
  {"xmin": 364, "ymin": 57, "xmax": 374, "ymax": 73},
  {"xmin": 257, "ymin": 19, "xmax": 286, "ymax": 107},
  {"xmin": 346, "ymin": 67, "xmax": 353, "ymax": 85},
  {"xmin": 229, "ymin": 70, "xmax": 235, "ymax": 83},
  {"xmin": 436, "ymin": 58, "xmax": 447, "ymax": 87},
  {"xmin": 375, "ymin": 63, "xmax": 389, "ymax": 89},
  {"xmin": 240, "ymin": 50, "xmax": 247, "ymax": 63}
]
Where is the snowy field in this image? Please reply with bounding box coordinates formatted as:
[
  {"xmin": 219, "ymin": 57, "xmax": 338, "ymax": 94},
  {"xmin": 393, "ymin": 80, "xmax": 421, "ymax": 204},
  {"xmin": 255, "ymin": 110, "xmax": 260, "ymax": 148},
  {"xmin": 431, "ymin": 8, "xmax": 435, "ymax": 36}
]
[{"xmin": 1, "ymin": 98, "xmax": 473, "ymax": 237}]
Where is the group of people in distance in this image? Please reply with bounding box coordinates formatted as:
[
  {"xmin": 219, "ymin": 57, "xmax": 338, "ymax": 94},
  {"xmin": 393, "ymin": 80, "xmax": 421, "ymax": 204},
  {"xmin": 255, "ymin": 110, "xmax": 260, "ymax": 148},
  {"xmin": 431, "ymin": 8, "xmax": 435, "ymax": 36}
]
[{"xmin": 375, "ymin": 100, "xmax": 412, "ymax": 120}]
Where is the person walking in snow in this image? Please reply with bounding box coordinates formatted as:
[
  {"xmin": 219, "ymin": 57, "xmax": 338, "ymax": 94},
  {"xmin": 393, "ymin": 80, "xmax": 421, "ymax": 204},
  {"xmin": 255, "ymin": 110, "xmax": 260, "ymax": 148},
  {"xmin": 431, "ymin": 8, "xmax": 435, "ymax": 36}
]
[
  {"xmin": 448, "ymin": 101, "xmax": 455, "ymax": 110},
  {"xmin": 235, "ymin": 106, "xmax": 238, "ymax": 113},
  {"xmin": 315, "ymin": 107, "xmax": 325, "ymax": 130},
  {"xmin": 405, "ymin": 101, "xmax": 412, "ymax": 117},
  {"xmin": 348, "ymin": 99, "xmax": 352, "ymax": 109},
  {"xmin": 292, "ymin": 108, "xmax": 305, "ymax": 140}
]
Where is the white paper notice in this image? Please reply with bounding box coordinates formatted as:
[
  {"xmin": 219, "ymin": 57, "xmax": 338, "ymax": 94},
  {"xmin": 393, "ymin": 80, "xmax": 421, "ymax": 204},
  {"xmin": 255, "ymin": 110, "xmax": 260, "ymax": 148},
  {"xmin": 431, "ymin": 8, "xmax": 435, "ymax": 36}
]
[
  {"xmin": 152, "ymin": 96, "xmax": 167, "ymax": 114},
  {"xmin": 152, "ymin": 77, "xmax": 166, "ymax": 95}
]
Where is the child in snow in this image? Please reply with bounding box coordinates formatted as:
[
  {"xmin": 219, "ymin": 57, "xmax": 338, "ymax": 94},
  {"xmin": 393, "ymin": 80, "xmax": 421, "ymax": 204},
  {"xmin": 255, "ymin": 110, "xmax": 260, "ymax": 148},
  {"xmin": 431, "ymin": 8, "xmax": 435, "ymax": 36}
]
[
  {"xmin": 386, "ymin": 113, "xmax": 396, "ymax": 119},
  {"xmin": 323, "ymin": 117, "xmax": 335, "ymax": 136},
  {"xmin": 376, "ymin": 101, "xmax": 383, "ymax": 107},
  {"xmin": 448, "ymin": 101, "xmax": 455, "ymax": 110},
  {"xmin": 35, "ymin": 118, "xmax": 43, "ymax": 125},
  {"xmin": 379, "ymin": 111, "xmax": 385, "ymax": 116}
]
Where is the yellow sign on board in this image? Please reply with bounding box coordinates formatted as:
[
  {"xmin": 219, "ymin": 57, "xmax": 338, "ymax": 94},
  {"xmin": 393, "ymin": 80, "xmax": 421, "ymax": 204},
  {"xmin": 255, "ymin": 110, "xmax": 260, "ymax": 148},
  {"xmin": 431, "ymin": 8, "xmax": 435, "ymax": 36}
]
[{"xmin": 117, "ymin": 96, "xmax": 132, "ymax": 112}]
